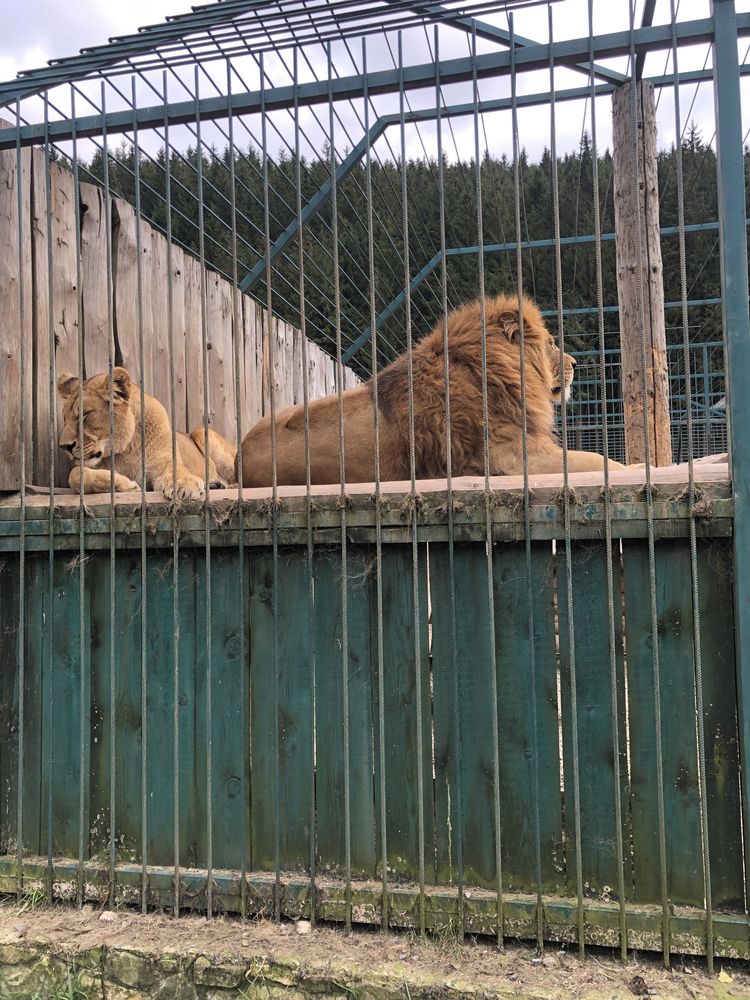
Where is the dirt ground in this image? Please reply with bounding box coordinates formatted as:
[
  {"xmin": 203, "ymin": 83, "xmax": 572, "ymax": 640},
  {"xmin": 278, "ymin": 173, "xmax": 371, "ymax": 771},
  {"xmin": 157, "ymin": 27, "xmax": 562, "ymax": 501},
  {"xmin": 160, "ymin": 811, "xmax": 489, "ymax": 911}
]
[{"xmin": 0, "ymin": 900, "xmax": 749, "ymax": 999}]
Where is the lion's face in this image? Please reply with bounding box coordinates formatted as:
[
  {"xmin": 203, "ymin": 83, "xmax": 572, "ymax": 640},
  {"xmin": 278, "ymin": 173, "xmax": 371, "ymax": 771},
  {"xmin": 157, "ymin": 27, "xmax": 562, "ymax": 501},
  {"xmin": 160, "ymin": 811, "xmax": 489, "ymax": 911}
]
[
  {"xmin": 489, "ymin": 299, "xmax": 575, "ymax": 407},
  {"xmin": 547, "ymin": 340, "xmax": 576, "ymax": 405},
  {"xmin": 57, "ymin": 368, "xmax": 136, "ymax": 466}
]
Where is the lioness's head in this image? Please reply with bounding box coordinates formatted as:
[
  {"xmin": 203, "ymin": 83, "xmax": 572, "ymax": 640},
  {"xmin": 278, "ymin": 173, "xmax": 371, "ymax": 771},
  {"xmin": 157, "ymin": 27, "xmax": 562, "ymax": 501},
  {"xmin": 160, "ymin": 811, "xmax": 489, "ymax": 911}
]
[{"xmin": 57, "ymin": 368, "xmax": 135, "ymax": 465}]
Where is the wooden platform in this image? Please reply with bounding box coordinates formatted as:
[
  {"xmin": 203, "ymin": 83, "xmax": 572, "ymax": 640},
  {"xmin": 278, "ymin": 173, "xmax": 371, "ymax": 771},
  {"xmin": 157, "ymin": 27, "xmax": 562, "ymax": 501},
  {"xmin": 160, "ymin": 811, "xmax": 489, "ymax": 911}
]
[{"xmin": 0, "ymin": 463, "xmax": 732, "ymax": 549}]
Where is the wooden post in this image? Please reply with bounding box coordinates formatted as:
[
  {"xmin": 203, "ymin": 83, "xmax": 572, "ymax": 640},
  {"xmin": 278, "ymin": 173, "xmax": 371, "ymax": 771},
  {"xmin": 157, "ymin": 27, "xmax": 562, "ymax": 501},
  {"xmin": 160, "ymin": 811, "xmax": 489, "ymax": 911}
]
[{"xmin": 612, "ymin": 80, "xmax": 672, "ymax": 466}]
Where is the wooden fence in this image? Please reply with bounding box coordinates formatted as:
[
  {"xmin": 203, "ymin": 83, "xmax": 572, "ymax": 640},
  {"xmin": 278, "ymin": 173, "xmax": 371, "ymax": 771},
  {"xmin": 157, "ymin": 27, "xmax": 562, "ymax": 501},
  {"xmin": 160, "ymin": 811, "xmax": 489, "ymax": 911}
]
[{"xmin": 0, "ymin": 139, "xmax": 357, "ymax": 490}]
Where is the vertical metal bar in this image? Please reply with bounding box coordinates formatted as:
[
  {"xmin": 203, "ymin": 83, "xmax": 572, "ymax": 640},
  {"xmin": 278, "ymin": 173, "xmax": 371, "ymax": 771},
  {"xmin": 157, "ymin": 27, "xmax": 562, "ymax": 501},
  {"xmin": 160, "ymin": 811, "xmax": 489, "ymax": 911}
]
[
  {"xmin": 363, "ymin": 36, "xmax": 387, "ymax": 934},
  {"xmin": 434, "ymin": 28, "xmax": 464, "ymax": 940},
  {"xmin": 259, "ymin": 51, "xmax": 282, "ymax": 923},
  {"xmin": 162, "ymin": 70, "xmax": 182, "ymax": 919},
  {"xmin": 327, "ymin": 39, "xmax": 353, "ymax": 934},
  {"xmin": 131, "ymin": 75, "xmax": 149, "ymax": 916},
  {"xmin": 397, "ymin": 30, "xmax": 426, "ymax": 939},
  {"xmin": 101, "ymin": 83, "xmax": 118, "ymax": 910},
  {"xmin": 549, "ymin": 8, "xmax": 585, "ymax": 958},
  {"xmin": 70, "ymin": 85, "xmax": 88, "ymax": 909},
  {"xmin": 628, "ymin": 3, "xmax": 670, "ymax": 965},
  {"xmin": 194, "ymin": 65, "xmax": 215, "ymax": 920},
  {"xmin": 702, "ymin": 347, "xmax": 712, "ymax": 455},
  {"xmin": 670, "ymin": 0, "xmax": 714, "ymax": 971},
  {"xmin": 226, "ymin": 59, "xmax": 248, "ymax": 922},
  {"xmin": 711, "ymin": 0, "xmax": 750, "ymax": 913},
  {"xmin": 43, "ymin": 91, "xmax": 56, "ymax": 903},
  {"xmin": 15, "ymin": 94, "xmax": 27, "ymax": 904},
  {"xmin": 470, "ymin": 25, "xmax": 503, "ymax": 948},
  {"xmin": 588, "ymin": 0, "xmax": 628, "ymax": 961},
  {"xmin": 293, "ymin": 46, "xmax": 317, "ymax": 928},
  {"xmin": 509, "ymin": 16, "xmax": 545, "ymax": 952}
]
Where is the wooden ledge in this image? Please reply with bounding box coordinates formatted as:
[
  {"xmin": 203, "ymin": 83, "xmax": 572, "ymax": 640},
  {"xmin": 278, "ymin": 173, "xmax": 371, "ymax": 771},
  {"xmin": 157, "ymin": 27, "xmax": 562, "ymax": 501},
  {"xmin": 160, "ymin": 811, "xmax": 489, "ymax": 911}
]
[
  {"xmin": 0, "ymin": 463, "xmax": 732, "ymax": 549},
  {"xmin": 0, "ymin": 461, "xmax": 732, "ymax": 514}
]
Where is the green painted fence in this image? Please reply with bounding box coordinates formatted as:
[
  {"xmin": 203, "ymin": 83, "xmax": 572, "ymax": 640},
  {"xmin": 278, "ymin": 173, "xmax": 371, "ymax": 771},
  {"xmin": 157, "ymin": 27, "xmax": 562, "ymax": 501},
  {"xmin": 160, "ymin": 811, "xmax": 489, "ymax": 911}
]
[{"xmin": 0, "ymin": 485, "xmax": 746, "ymax": 958}]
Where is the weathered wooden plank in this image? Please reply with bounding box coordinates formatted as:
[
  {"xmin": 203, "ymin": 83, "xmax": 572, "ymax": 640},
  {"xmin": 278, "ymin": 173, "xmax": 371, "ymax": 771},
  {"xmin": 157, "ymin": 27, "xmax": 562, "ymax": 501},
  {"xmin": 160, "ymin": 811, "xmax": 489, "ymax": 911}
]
[
  {"xmin": 3, "ymin": 555, "xmax": 45, "ymax": 856},
  {"xmin": 22, "ymin": 556, "xmax": 45, "ymax": 856},
  {"xmin": 249, "ymin": 549, "xmax": 312, "ymax": 872},
  {"xmin": 493, "ymin": 542, "xmax": 563, "ymax": 895},
  {"xmin": 292, "ymin": 324, "xmax": 303, "ymax": 405},
  {"xmin": 371, "ymin": 545, "xmax": 432, "ymax": 884},
  {"xmin": 113, "ymin": 552, "xmax": 144, "ymax": 860},
  {"xmin": 0, "ymin": 139, "xmax": 32, "ymax": 489},
  {"xmin": 0, "ymin": 554, "xmax": 20, "ymax": 852},
  {"xmin": 313, "ymin": 546, "xmax": 376, "ymax": 878},
  {"xmin": 167, "ymin": 244, "xmax": 187, "ymax": 433},
  {"xmin": 430, "ymin": 542, "xmax": 498, "ymax": 888},
  {"xmin": 88, "ymin": 551, "xmax": 114, "ymax": 862},
  {"xmin": 204, "ymin": 270, "xmax": 233, "ymax": 439},
  {"xmin": 31, "ymin": 151, "xmax": 79, "ymax": 487},
  {"xmin": 623, "ymin": 539, "xmax": 704, "ymax": 906},
  {"xmin": 87, "ymin": 552, "xmax": 141, "ymax": 860},
  {"xmin": 558, "ymin": 541, "xmax": 628, "ymax": 900},
  {"xmin": 184, "ymin": 254, "xmax": 206, "ymax": 434},
  {"xmin": 306, "ymin": 342, "xmax": 320, "ymax": 405},
  {"xmin": 264, "ymin": 316, "xmax": 293, "ymax": 411},
  {"xmin": 143, "ymin": 550, "xmax": 178, "ymax": 869},
  {"xmin": 273, "ymin": 320, "xmax": 290, "ymax": 409},
  {"xmin": 149, "ymin": 229, "xmax": 187, "ymax": 430},
  {"xmin": 241, "ymin": 296, "xmax": 263, "ymax": 430},
  {"xmin": 695, "ymin": 539, "xmax": 744, "ymax": 911},
  {"xmin": 112, "ymin": 198, "xmax": 155, "ymax": 402},
  {"xmin": 79, "ymin": 181, "xmax": 112, "ymax": 380},
  {"xmin": 193, "ymin": 547, "xmax": 248, "ymax": 872},
  {"xmin": 40, "ymin": 555, "xmax": 88, "ymax": 859},
  {"xmin": 2, "ymin": 854, "xmax": 750, "ymax": 958}
]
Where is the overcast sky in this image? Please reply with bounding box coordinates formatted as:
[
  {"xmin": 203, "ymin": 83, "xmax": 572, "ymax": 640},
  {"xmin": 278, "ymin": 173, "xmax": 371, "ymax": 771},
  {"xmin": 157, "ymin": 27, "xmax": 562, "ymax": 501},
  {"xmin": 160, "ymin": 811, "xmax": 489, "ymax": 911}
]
[{"xmin": 2, "ymin": 0, "xmax": 749, "ymax": 163}]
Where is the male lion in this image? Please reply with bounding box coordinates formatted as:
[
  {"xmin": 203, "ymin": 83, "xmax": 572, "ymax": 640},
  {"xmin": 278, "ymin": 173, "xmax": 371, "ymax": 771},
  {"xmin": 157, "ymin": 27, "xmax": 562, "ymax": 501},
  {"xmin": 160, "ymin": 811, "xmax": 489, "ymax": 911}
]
[
  {"xmin": 236, "ymin": 293, "xmax": 623, "ymax": 486},
  {"xmin": 58, "ymin": 367, "xmax": 237, "ymax": 499}
]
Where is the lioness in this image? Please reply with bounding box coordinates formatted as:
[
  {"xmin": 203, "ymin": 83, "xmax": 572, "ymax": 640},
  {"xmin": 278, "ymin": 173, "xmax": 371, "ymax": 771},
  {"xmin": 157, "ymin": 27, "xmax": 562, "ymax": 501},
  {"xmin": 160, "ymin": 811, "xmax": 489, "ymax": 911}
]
[
  {"xmin": 58, "ymin": 367, "xmax": 237, "ymax": 500},
  {"xmin": 236, "ymin": 293, "xmax": 623, "ymax": 486}
]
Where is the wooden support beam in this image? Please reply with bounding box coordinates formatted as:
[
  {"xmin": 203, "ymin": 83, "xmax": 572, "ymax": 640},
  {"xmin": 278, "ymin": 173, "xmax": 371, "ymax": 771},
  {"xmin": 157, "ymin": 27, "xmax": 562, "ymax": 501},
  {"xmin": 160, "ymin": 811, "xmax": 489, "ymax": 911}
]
[{"xmin": 612, "ymin": 81, "xmax": 673, "ymax": 466}]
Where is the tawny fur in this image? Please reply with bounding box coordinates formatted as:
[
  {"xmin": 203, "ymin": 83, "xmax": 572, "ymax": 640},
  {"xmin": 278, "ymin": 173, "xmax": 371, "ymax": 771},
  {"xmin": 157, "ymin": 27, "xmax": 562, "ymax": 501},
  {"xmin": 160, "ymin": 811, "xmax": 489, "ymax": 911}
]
[
  {"xmin": 58, "ymin": 368, "xmax": 237, "ymax": 500},
  {"xmin": 237, "ymin": 294, "xmax": 624, "ymax": 487}
]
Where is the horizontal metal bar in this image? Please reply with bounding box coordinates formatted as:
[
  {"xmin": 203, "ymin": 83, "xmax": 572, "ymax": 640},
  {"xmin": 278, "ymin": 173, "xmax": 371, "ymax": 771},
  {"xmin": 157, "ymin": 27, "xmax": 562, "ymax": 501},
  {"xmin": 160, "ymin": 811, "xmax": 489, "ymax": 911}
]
[
  {"xmin": 1, "ymin": 858, "xmax": 747, "ymax": 957},
  {"xmin": 3, "ymin": 16, "xmax": 749, "ymax": 148},
  {"xmin": 387, "ymin": 0, "xmax": 626, "ymax": 84},
  {"xmin": 540, "ymin": 297, "xmax": 723, "ymax": 319},
  {"xmin": 344, "ymin": 222, "xmax": 732, "ymax": 361}
]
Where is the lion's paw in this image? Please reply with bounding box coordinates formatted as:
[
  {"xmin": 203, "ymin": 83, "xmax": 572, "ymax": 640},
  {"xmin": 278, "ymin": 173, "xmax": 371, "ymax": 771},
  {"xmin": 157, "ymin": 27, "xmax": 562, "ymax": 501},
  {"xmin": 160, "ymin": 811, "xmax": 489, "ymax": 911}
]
[
  {"xmin": 114, "ymin": 474, "xmax": 141, "ymax": 493},
  {"xmin": 163, "ymin": 473, "xmax": 206, "ymax": 502}
]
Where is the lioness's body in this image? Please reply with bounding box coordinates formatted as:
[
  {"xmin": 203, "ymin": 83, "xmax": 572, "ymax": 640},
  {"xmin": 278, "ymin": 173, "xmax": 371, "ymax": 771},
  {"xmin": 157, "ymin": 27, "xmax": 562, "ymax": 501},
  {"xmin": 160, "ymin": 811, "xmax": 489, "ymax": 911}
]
[
  {"xmin": 58, "ymin": 368, "xmax": 237, "ymax": 500},
  {"xmin": 238, "ymin": 294, "xmax": 624, "ymax": 487}
]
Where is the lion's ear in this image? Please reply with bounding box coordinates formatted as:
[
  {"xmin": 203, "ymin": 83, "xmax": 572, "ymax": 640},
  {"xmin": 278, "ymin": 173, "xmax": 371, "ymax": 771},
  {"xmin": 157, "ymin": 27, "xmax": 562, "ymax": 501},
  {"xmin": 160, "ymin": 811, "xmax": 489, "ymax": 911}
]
[
  {"xmin": 57, "ymin": 373, "xmax": 79, "ymax": 400},
  {"xmin": 111, "ymin": 367, "xmax": 132, "ymax": 402},
  {"xmin": 498, "ymin": 309, "xmax": 521, "ymax": 341}
]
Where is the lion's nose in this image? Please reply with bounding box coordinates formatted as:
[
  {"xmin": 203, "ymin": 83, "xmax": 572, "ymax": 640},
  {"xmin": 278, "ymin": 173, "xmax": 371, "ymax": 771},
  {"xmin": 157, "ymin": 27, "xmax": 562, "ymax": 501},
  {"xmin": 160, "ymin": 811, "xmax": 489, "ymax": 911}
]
[
  {"xmin": 570, "ymin": 358, "xmax": 577, "ymax": 368},
  {"xmin": 61, "ymin": 441, "xmax": 76, "ymax": 455}
]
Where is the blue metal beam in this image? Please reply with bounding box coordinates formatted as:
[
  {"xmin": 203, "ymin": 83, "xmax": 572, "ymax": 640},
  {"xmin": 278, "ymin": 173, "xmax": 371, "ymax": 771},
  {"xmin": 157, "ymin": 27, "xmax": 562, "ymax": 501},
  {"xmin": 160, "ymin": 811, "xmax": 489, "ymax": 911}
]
[
  {"xmin": 239, "ymin": 115, "xmax": 390, "ymax": 293},
  {"xmin": 239, "ymin": 81, "xmax": 622, "ymax": 296},
  {"xmin": 3, "ymin": 0, "xmax": 469, "ymax": 103},
  {"xmin": 3, "ymin": 15, "xmax": 749, "ymax": 143},
  {"xmin": 636, "ymin": 0, "xmax": 659, "ymax": 79},
  {"xmin": 383, "ymin": 0, "xmax": 626, "ymax": 84},
  {"xmin": 342, "ymin": 220, "xmax": 731, "ymax": 362},
  {"xmin": 711, "ymin": 0, "xmax": 750, "ymax": 906}
]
